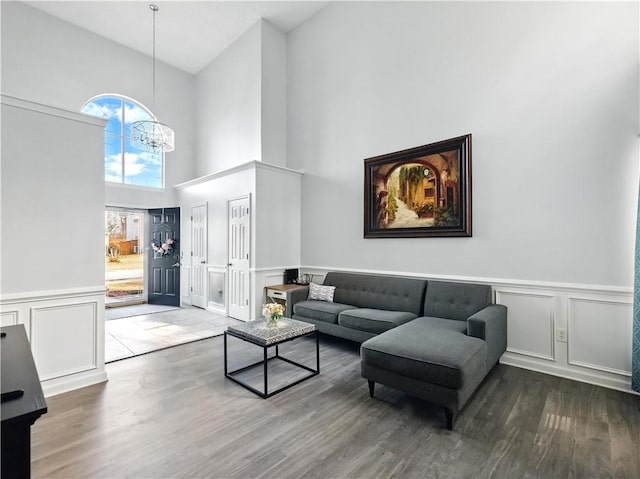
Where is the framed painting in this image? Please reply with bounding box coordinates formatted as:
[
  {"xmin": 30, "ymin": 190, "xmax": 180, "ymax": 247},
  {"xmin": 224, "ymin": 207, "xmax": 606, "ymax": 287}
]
[{"xmin": 364, "ymin": 134, "xmax": 472, "ymax": 238}]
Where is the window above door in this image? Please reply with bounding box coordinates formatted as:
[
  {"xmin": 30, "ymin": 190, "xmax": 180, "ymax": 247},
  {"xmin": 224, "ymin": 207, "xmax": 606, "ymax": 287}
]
[{"xmin": 82, "ymin": 94, "xmax": 164, "ymax": 189}]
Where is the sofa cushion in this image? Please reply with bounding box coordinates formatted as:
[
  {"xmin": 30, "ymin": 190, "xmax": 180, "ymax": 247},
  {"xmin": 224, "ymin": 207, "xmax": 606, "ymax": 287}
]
[
  {"xmin": 361, "ymin": 317, "xmax": 487, "ymax": 389},
  {"xmin": 338, "ymin": 309, "xmax": 417, "ymax": 334},
  {"xmin": 423, "ymin": 281, "xmax": 492, "ymax": 321},
  {"xmin": 323, "ymin": 272, "xmax": 427, "ymax": 315},
  {"xmin": 308, "ymin": 282, "xmax": 336, "ymax": 302},
  {"xmin": 293, "ymin": 300, "xmax": 356, "ymax": 324}
]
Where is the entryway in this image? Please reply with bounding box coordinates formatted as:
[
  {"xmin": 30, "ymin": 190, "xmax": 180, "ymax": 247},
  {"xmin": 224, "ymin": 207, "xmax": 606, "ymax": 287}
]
[
  {"xmin": 105, "ymin": 305, "xmax": 238, "ymax": 362},
  {"xmin": 105, "ymin": 208, "xmax": 145, "ymax": 305},
  {"xmin": 104, "ymin": 207, "xmax": 241, "ymax": 362}
]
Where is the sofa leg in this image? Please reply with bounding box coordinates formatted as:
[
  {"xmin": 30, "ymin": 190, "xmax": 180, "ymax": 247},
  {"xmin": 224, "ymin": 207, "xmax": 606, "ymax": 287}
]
[
  {"xmin": 444, "ymin": 408, "xmax": 454, "ymax": 430},
  {"xmin": 368, "ymin": 380, "xmax": 375, "ymax": 398}
]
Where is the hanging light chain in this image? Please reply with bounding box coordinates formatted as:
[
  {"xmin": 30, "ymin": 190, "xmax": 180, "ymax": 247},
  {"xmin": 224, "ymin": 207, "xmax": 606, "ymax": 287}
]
[
  {"xmin": 150, "ymin": 4, "xmax": 158, "ymax": 111},
  {"xmin": 131, "ymin": 3, "xmax": 175, "ymax": 153}
]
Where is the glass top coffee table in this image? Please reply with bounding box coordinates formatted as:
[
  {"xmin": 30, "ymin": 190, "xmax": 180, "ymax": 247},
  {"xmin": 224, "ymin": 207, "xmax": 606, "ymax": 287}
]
[{"xmin": 224, "ymin": 318, "xmax": 319, "ymax": 398}]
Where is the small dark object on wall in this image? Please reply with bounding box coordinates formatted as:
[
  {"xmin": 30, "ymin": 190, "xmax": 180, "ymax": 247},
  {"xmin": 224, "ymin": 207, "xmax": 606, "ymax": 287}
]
[{"xmin": 284, "ymin": 268, "xmax": 299, "ymax": 284}]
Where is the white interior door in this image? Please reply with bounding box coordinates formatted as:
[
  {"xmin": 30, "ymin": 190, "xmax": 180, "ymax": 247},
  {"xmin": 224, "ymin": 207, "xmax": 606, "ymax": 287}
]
[
  {"xmin": 191, "ymin": 204, "xmax": 207, "ymax": 309},
  {"xmin": 228, "ymin": 196, "xmax": 250, "ymax": 321}
]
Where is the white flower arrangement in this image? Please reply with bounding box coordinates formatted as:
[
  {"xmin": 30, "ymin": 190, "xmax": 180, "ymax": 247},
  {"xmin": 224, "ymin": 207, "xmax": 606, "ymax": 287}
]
[{"xmin": 262, "ymin": 302, "xmax": 285, "ymax": 321}]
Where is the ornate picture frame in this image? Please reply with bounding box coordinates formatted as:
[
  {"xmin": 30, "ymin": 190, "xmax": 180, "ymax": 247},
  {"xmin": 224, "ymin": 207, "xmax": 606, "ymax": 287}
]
[{"xmin": 364, "ymin": 134, "xmax": 472, "ymax": 238}]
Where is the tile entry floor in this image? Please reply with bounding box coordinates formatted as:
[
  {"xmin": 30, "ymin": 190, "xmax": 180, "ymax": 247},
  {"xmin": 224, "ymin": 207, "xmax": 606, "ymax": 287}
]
[{"xmin": 105, "ymin": 305, "xmax": 241, "ymax": 362}]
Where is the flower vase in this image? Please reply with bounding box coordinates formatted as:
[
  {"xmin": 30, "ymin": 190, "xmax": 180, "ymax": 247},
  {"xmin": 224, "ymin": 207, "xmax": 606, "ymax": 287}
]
[{"xmin": 265, "ymin": 315, "xmax": 281, "ymax": 329}]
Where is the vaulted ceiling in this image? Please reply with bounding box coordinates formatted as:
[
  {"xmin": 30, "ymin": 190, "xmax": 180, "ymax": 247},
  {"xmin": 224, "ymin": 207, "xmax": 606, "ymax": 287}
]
[{"xmin": 26, "ymin": 1, "xmax": 328, "ymax": 74}]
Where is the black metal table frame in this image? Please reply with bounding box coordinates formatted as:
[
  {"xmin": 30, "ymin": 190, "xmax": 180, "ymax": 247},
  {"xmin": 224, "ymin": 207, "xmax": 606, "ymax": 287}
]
[{"xmin": 224, "ymin": 329, "xmax": 319, "ymax": 398}]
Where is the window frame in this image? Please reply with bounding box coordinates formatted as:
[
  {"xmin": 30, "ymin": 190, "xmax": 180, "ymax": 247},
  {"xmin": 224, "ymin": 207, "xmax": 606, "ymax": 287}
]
[{"xmin": 82, "ymin": 94, "xmax": 165, "ymax": 189}]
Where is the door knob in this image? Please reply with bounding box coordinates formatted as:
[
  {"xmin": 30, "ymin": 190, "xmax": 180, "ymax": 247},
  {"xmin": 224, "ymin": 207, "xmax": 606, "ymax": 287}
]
[{"xmin": 228, "ymin": 263, "xmax": 233, "ymax": 267}]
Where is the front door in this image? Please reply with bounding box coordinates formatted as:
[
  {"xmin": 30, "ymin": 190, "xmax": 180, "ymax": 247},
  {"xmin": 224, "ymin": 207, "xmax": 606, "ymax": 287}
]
[
  {"xmin": 191, "ymin": 205, "xmax": 207, "ymax": 309},
  {"xmin": 228, "ymin": 196, "xmax": 250, "ymax": 321},
  {"xmin": 148, "ymin": 207, "xmax": 180, "ymax": 306}
]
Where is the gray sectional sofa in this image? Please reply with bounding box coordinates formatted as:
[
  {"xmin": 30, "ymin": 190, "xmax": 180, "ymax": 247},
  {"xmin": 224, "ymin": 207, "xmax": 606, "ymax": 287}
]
[
  {"xmin": 289, "ymin": 272, "xmax": 427, "ymax": 343},
  {"xmin": 288, "ymin": 272, "xmax": 507, "ymax": 429}
]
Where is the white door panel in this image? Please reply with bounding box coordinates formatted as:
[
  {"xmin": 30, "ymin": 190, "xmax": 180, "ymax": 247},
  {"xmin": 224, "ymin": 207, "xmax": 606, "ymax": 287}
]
[
  {"xmin": 228, "ymin": 197, "xmax": 250, "ymax": 321},
  {"xmin": 191, "ymin": 205, "xmax": 207, "ymax": 309}
]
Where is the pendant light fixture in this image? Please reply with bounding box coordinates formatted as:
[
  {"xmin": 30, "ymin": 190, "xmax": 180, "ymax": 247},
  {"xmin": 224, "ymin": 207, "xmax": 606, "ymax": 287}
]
[{"xmin": 131, "ymin": 4, "xmax": 175, "ymax": 153}]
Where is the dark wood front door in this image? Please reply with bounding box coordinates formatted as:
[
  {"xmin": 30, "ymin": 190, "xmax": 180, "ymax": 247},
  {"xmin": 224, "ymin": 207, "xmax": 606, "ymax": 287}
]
[{"xmin": 147, "ymin": 207, "xmax": 180, "ymax": 306}]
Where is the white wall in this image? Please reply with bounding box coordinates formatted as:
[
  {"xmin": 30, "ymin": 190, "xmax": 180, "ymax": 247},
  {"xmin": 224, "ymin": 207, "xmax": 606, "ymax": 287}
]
[
  {"xmin": 0, "ymin": 1, "xmax": 196, "ymax": 209},
  {"xmin": 1, "ymin": 99, "xmax": 106, "ymax": 294},
  {"xmin": 261, "ymin": 21, "xmax": 287, "ymax": 167},
  {"xmin": 196, "ymin": 21, "xmax": 262, "ymax": 176},
  {"xmin": 1, "ymin": 97, "xmax": 107, "ymax": 396},
  {"xmin": 288, "ymin": 1, "xmax": 639, "ymax": 288},
  {"xmin": 0, "ymin": 2, "xmax": 196, "ymax": 395},
  {"xmin": 195, "ymin": 19, "xmax": 288, "ymax": 175},
  {"xmin": 255, "ymin": 165, "xmax": 301, "ymax": 269},
  {"xmin": 288, "ymin": 1, "xmax": 639, "ymax": 393}
]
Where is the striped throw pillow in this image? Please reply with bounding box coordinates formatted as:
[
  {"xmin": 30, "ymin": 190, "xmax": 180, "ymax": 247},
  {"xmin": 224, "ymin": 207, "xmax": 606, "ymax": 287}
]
[{"xmin": 308, "ymin": 282, "xmax": 336, "ymax": 303}]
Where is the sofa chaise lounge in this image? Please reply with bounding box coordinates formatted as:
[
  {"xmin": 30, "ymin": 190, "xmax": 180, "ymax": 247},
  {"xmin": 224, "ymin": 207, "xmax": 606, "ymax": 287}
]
[{"xmin": 288, "ymin": 272, "xmax": 507, "ymax": 429}]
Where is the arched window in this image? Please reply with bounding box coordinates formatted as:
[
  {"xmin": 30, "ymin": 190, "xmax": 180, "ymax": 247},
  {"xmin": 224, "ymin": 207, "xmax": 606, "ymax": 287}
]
[{"xmin": 82, "ymin": 94, "xmax": 163, "ymax": 188}]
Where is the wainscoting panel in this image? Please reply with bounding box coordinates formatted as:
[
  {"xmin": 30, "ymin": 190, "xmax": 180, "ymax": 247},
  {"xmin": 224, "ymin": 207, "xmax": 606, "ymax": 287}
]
[
  {"xmin": 0, "ymin": 287, "xmax": 107, "ymax": 397},
  {"xmin": 207, "ymin": 265, "xmax": 227, "ymax": 315},
  {"xmin": 1, "ymin": 309, "xmax": 19, "ymax": 327},
  {"xmin": 495, "ymin": 290, "xmax": 556, "ymax": 361},
  {"xmin": 568, "ymin": 296, "xmax": 633, "ymax": 376},
  {"xmin": 31, "ymin": 302, "xmax": 98, "ymax": 381}
]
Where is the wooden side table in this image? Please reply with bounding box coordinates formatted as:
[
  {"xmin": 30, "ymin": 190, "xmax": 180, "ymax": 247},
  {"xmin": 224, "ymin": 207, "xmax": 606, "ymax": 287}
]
[{"xmin": 265, "ymin": 284, "xmax": 308, "ymax": 315}]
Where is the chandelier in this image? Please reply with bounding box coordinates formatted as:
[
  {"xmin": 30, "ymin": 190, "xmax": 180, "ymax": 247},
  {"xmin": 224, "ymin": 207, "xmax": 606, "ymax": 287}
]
[{"xmin": 131, "ymin": 4, "xmax": 175, "ymax": 153}]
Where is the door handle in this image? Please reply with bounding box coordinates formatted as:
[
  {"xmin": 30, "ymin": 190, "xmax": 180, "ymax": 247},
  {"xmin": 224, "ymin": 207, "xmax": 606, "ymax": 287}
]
[
  {"xmin": 228, "ymin": 263, "xmax": 233, "ymax": 267},
  {"xmin": 201, "ymin": 261, "xmax": 206, "ymax": 264},
  {"xmin": 172, "ymin": 262, "xmax": 180, "ymax": 267}
]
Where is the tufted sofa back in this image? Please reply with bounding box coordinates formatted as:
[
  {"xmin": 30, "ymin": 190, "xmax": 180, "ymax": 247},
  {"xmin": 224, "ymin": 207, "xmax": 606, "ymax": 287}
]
[
  {"xmin": 323, "ymin": 272, "xmax": 427, "ymax": 315},
  {"xmin": 423, "ymin": 281, "xmax": 492, "ymax": 321}
]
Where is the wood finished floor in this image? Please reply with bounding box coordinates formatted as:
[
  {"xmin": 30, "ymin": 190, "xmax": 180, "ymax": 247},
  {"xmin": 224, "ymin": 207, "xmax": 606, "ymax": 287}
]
[{"xmin": 32, "ymin": 335, "xmax": 640, "ymax": 479}]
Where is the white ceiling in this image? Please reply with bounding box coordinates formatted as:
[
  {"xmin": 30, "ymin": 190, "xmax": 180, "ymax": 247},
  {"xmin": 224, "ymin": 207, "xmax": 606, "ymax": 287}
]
[{"xmin": 25, "ymin": 1, "xmax": 328, "ymax": 74}]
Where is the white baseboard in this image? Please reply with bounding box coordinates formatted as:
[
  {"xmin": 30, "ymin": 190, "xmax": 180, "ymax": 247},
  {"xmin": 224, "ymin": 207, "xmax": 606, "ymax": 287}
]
[
  {"xmin": 42, "ymin": 370, "xmax": 108, "ymax": 398},
  {"xmin": 500, "ymin": 353, "xmax": 638, "ymax": 395},
  {"xmin": 207, "ymin": 304, "xmax": 226, "ymax": 315}
]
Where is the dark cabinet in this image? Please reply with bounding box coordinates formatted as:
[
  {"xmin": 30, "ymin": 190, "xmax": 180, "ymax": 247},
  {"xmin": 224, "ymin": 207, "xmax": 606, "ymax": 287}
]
[{"xmin": 1, "ymin": 325, "xmax": 48, "ymax": 479}]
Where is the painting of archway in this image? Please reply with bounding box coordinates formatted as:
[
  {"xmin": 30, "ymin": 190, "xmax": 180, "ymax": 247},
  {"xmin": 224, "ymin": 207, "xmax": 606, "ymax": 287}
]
[{"xmin": 364, "ymin": 135, "xmax": 472, "ymax": 238}]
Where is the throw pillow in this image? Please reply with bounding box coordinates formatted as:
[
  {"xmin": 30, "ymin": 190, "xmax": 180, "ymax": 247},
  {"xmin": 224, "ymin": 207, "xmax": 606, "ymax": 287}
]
[{"xmin": 308, "ymin": 282, "xmax": 336, "ymax": 303}]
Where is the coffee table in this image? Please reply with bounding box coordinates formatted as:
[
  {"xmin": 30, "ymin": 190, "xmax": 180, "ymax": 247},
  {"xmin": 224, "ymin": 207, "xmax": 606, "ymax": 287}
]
[{"xmin": 224, "ymin": 318, "xmax": 319, "ymax": 398}]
